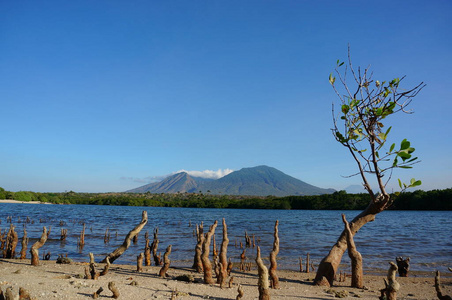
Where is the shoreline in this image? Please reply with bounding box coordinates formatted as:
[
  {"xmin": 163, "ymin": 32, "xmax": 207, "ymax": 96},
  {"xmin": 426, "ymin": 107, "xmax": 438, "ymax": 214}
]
[
  {"xmin": 0, "ymin": 199, "xmax": 52, "ymax": 205},
  {"xmin": 1, "ymin": 258, "xmax": 451, "ymax": 300}
]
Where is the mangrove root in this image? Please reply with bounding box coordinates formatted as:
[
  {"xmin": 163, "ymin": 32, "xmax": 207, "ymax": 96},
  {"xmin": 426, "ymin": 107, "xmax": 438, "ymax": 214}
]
[
  {"xmin": 269, "ymin": 220, "xmax": 280, "ymax": 289},
  {"xmin": 102, "ymin": 211, "xmax": 148, "ymax": 263},
  {"xmin": 236, "ymin": 284, "xmax": 244, "ymax": 300},
  {"xmin": 92, "ymin": 287, "xmax": 103, "ymax": 299},
  {"xmin": 435, "ymin": 271, "xmax": 452, "ymax": 300},
  {"xmin": 342, "ymin": 214, "xmax": 363, "ymax": 288},
  {"xmin": 379, "ymin": 262, "xmax": 400, "ymax": 300},
  {"xmin": 256, "ymin": 246, "xmax": 270, "ymax": 300},
  {"xmin": 396, "ymin": 257, "xmax": 410, "ymax": 277},
  {"xmin": 137, "ymin": 252, "xmax": 144, "ymax": 272},
  {"xmin": 108, "ymin": 282, "xmax": 120, "ymax": 299},
  {"xmin": 159, "ymin": 245, "xmax": 172, "ymax": 278},
  {"xmin": 192, "ymin": 222, "xmax": 204, "ymax": 273},
  {"xmin": 30, "ymin": 227, "xmax": 47, "ymax": 266},
  {"xmin": 201, "ymin": 220, "xmax": 218, "ymax": 284}
]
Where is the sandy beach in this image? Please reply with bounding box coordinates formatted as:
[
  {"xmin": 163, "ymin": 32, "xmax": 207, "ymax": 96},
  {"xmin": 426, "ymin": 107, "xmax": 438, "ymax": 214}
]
[
  {"xmin": 0, "ymin": 199, "xmax": 51, "ymax": 205},
  {"xmin": 1, "ymin": 258, "xmax": 451, "ymax": 300}
]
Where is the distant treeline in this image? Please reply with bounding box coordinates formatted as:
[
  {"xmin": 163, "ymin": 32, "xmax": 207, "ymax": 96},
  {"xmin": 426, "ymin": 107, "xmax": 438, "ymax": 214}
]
[{"xmin": 0, "ymin": 187, "xmax": 451, "ymax": 210}]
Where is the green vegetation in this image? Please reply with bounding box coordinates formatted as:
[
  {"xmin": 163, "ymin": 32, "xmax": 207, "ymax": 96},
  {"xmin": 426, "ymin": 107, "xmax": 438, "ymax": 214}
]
[{"xmin": 1, "ymin": 187, "xmax": 451, "ymax": 210}]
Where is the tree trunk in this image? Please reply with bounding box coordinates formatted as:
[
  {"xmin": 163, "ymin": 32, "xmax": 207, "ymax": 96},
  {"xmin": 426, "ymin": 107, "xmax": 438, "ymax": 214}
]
[
  {"xmin": 256, "ymin": 246, "xmax": 270, "ymax": 300},
  {"xmin": 201, "ymin": 220, "xmax": 218, "ymax": 284},
  {"xmin": 159, "ymin": 245, "xmax": 172, "ymax": 278},
  {"xmin": 30, "ymin": 227, "xmax": 47, "ymax": 266},
  {"xmin": 269, "ymin": 220, "xmax": 279, "ymax": 289},
  {"xmin": 342, "ymin": 214, "xmax": 363, "ymax": 288},
  {"xmin": 102, "ymin": 211, "xmax": 148, "ymax": 263},
  {"xmin": 314, "ymin": 196, "xmax": 388, "ymax": 286}
]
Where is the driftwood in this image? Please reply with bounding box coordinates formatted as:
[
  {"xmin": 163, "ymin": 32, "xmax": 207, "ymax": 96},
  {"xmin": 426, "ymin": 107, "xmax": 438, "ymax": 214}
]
[
  {"xmin": 306, "ymin": 252, "xmax": 310, "ymax": 273},
  {"xmin": 256, "ymin": 246, "xmax": 270, "ymax": 300},
  {"xmin": 299, "ymin": 257, "xmax": 303, "ymax": 272},
  {"xmin": 102, "ymin": 211, "xmax": 148, "ymax": 263},
  {"xmin": 108, "ymin": 282, "xmax": 120, "ymax": 299},
  {"xmin": 396, "ymin": 257, "xmax": 410, "ymax": 277},
  {"xmin": 19, "ymin": 227, "xmax": 28, "ymax": 259},
  {"xmin": 201, "ymin": 220, "xmax": 218, "ymax": 284},
  {"xmin": 218, "ymin": 218, "xmax": 229, "ymax": 287},
  {"xmin": 193, "ymin": 222, "xmax": 204, "ymax": 272},
  {"xmin": 269, "ymin": 220, "xmax": 280, "ymax": 289},
  {"xmin": 342, "ymin": 214, "xmax": 363, "ymax": 288},
  {"xmin": 435, "ymin": 271, "xmax": 452, "ymax": 300},
  {"xmin": 30, "ymin": 227, "xmax": 47, "ymax": 266},
  {"xmin": 379, "ymin": 262, "xmax": 400, "ymax": 300},
  {"xmin": 236, "ymin": 284, "xmax": 244, "ymax": 300},
  {"xmin": 159, "ymin": 245, "xmax": 172, "ymax": 278}
]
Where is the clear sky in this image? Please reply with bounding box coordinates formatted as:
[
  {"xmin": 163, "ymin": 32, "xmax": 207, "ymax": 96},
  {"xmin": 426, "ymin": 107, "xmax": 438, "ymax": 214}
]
[{"xmin": 1, "ymin": 1, "xmax": 451, "ymax": 193}]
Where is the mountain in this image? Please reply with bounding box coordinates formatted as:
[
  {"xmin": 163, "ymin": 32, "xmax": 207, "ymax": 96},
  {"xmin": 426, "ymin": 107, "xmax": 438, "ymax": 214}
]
[{"xmin": 126, "ymin": 165, "xmax": 335, "ymax": 196}]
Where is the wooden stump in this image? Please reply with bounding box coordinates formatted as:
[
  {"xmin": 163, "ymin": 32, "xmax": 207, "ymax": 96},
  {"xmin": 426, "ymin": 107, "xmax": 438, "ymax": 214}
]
[
  {"xmin": 256, "ymin": 246, "xmax": 270, "ymax": 300},
  {"xmin": 159, "ymin": 245, "xmax": 172, "ymax": 278},
  {"xmin": 269, "ymin": 220, "xmax": 280, "ymax": 289},
  {"xmin": 396, "ymin": 257, "xmax": 410, "ymax": 277},
  {"xmin": 201, "ymin": 220, "xmax": 218, "ymax": 284},
  {"xmin": 30, "ymin": 227, "xmax": 47, "ymax": 266},
  {"xmin": 435, "ymin": 271, "xmax": 452, "ymax": 300},
  {"xmin": 193, "ymin": 222, "xmax": 204, "ymax": 272},
  {"xmin": 219, "ymin": 218, "xmax": 229, "ymax": 288},
  {"xmin": 379, "ymin": 262, "xmax": 400, "ymax": 300}
]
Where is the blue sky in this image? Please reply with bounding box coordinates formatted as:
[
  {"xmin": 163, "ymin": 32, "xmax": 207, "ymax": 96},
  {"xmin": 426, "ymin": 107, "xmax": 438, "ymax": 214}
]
[{"xmin": 1, "ymin": 1, "xmax": 451, "ymax": 193}]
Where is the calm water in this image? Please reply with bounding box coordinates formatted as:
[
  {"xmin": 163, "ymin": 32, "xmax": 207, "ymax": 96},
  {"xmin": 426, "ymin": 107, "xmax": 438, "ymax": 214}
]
[{"xmin": 1, "ymin": 203, "xmax": 451, "ymax": 274}]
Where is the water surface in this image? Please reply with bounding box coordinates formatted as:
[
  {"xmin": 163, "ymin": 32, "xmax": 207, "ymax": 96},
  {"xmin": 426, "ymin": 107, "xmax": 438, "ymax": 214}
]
[{"xmin": 1, "ymin": 204, "xmax": 450, "ymax": 274}]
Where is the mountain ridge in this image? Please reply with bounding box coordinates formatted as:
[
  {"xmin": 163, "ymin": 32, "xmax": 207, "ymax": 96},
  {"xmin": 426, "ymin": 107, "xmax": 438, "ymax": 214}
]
[{"xmin": 126, "ymin": 165, "xmax": 335, "ymax": 196}]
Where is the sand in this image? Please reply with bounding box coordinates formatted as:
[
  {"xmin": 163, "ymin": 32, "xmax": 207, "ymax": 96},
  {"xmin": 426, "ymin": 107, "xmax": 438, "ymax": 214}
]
[
  {"xmin": 0, "ymin": 199, "xmax": 51, "ymax": 205},
  {"xmin": 1, "ymin": 258, "xmax": 451, "ymax": 300}
]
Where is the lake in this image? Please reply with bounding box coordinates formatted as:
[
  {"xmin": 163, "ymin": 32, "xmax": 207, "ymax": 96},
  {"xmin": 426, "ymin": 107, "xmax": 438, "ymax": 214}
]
[{"xmin": 1, "ymin": 203, "xmax": 451, "ymax": 274}]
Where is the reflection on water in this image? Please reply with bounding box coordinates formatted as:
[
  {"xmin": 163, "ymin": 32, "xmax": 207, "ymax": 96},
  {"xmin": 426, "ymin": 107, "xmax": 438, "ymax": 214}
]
[{"xmin": 1, "ymin": 203, "xmax": 451, "ymax": 273}]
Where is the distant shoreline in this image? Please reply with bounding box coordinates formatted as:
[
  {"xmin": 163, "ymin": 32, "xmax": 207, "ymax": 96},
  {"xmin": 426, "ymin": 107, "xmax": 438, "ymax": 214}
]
[{"xmin": 0, "ymin": 199, "xmax": 51, "ymax": 205}]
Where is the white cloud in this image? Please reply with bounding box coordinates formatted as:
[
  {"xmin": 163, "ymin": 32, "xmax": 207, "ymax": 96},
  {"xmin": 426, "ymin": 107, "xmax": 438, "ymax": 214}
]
[{"xmin": 175, "ymin": 168, "xmax": 234, "ymax": 179}]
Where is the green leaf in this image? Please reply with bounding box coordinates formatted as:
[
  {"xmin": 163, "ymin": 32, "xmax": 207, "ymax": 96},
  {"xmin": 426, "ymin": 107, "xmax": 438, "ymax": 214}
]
[
  {"xmin": 400, "ymin": 139, "xmax": 410, "ymax": 150},
  {"xmin": 339, "ymin": 62, "xmax": 344, "ymax": 67},
  {"xmin": 342, "ymin": 104, "xmax": 349, "ymax": 114},
  {"xmin": 412, "ymin": 180, "xmax": 422, "ymax": 187},
  {"xmin": 389, "ymin": 143, "xmax": 395, "ymax": 153},
  {"xmin": 399, "ymin": 166, "xmax": 413, "ymax": 169},
  {"xmin": 398, "ymin": 179, "xmax": 402, "ymax": 189}
]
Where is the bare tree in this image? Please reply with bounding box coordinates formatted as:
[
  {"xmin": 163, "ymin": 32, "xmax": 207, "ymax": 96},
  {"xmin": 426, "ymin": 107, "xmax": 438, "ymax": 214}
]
[{"xmin": 314, "ymin": 47, "xmax": 424, "ymax": 286}]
